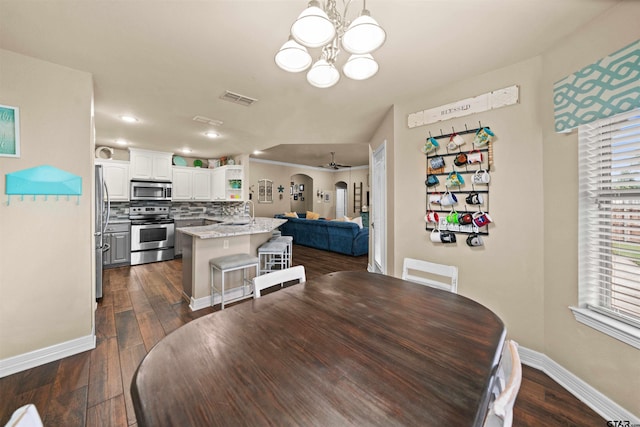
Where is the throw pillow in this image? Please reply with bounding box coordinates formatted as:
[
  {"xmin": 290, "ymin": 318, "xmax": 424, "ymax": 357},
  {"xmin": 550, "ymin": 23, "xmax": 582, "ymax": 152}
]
[
  {"xmin": 346, "ymin": 216, "xmax": 363, "ymax": 228},
  {"xmin": 306, "ymin": 211, "xmax": 320, "ymax": 220},
  {"xmin": 284, "ymin": 212, "xmax": 298, "ymax": 218}
]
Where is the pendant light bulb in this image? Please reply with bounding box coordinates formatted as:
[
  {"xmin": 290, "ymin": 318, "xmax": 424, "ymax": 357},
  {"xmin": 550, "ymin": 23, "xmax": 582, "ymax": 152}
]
[
  {"xmin": 275, "ymin": 38, "xmax": 312, "ymax": 72},
  {"xmin": 291, "ymin": 0, "xmax": 336, "ymax": 48},
  {"xmin": 342, "ymin": 9, "xmax": 386, "ymax": 54},
  {"xmin": 307, "ymin": 59, "xmax": 340, "ymax": 88},
  {"xmin": 343, "ymin": 54, "xmax": 379, "ymax": 80}
]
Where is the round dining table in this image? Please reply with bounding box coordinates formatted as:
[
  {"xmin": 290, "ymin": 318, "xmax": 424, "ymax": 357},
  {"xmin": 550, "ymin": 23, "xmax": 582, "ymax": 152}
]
[{"xmin": 131, "ymin": 271, "xmax": 506, "ymax": 426}]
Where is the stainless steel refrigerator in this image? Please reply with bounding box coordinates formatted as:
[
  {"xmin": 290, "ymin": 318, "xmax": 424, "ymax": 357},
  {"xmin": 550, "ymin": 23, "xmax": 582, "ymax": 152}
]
[{"xmin": 95, "ymin": 164, "xmax": 110, "ymax": 299}]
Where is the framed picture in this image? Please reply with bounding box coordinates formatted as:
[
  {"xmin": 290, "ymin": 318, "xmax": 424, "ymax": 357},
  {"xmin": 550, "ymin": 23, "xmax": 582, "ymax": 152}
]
[
  {"xmin": 293, "ymin": 195, "xmax": 298, "ymax": 201},
  {"xmin": 324, "ymin": 193, "xmax": 330, "ymax": 203},
  {"xmin": 299, "ymin": 184, "xmax": 304, "ymax": 191},
  {"xmin": 0, "ymin": 105, "xmax": 20, "ymax": 158}
]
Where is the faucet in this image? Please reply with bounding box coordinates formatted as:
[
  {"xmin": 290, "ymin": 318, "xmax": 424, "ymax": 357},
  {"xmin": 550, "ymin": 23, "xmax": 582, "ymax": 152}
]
[{"xmin": 243, "ymin": 200, "xmax": 255, "ymax": 224}]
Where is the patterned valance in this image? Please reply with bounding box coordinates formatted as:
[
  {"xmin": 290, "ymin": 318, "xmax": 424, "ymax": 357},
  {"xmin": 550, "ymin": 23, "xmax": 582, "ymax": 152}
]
[{"xmin": 553, "ymin": 39, "xmax": 640, "ymax": 133}]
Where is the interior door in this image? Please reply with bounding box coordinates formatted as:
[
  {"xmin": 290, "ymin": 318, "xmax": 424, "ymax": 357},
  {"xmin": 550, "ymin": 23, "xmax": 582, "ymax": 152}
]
[{"xmin": 372, "ymin": 143, "xmax": 386, "ymax": 274}]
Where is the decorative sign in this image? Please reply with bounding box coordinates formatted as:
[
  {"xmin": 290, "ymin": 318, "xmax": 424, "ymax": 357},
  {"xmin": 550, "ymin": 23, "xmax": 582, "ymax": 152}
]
[
  {"xmin": 0, "ymin": 104, "xmax": 20, "ymax": 158},
  {"xmin": 407, "ymin": 85, "xmax": 519, "ymax": 129},
  {"xmin": 554, "ymin": 39, "xmax": 640, "ymax": 133}
]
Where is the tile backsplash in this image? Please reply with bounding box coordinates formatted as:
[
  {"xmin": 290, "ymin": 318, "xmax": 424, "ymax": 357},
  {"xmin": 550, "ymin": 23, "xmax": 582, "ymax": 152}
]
[{"xmin": 110, "ymin": 201, "xmax": 245, "ymax": 219}]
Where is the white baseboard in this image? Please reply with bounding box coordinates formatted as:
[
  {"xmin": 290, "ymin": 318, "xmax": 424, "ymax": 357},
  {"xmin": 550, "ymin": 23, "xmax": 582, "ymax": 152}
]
[
  {"xmin": 519, "ymin": 345, "xmax": 639, "ymax": 423},
  {"xmin": 0, "ymin": 334, "xmax": 96, "ymax": 378},
  {"xmin": 189, "ymin": 287, "xmax": 249, "ymax": 312}
]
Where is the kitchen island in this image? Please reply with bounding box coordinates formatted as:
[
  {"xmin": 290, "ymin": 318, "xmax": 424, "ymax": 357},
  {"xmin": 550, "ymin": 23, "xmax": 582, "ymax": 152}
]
[{"xmin": 178, "ymin": 217, "xmax": 287, "ymax": 311}]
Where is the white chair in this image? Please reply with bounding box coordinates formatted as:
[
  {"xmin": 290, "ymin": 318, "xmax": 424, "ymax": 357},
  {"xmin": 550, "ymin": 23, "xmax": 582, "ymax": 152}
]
[
  {"xmin": 253, "ymin": 265, "xmax": 306, "ymax": 298},
  {"xmin": 401, "ymin": 258, "xmax": 458, "ymax": 293},
  {"xmin": 484, "ymin": 340, "xmax": 522, "ymax": 427},
  {"xmin": 5, "ymin": 404, "xmax": 44, "ymax": 427}
]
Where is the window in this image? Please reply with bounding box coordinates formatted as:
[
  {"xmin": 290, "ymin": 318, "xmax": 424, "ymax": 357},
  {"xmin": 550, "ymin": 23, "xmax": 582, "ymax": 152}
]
[{"xmin": 573, "ymin": 108, "xmax": 640, "ymax": 349}]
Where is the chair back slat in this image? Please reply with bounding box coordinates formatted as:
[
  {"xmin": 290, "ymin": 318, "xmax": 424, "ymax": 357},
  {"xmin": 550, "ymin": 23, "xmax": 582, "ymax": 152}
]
[
  {"xmin": 402, "ymin": 258, "xmax": 458, "ymax": 293},
  {"xmin": 253, "ymin": 265, "xmax": 306, "ymax": 298}
]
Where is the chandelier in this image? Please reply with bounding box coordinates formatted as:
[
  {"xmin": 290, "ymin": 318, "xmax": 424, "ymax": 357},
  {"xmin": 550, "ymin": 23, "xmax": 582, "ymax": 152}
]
[{"xmin": 275, "ymin": 0, "xmax": 386, "ymax": 88}]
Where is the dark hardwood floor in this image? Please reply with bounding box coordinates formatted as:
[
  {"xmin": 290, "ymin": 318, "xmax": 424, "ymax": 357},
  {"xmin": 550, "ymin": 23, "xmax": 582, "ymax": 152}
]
[{"xmin": 0, "ymin": 245, "xmax": 604, "ymax": 426}]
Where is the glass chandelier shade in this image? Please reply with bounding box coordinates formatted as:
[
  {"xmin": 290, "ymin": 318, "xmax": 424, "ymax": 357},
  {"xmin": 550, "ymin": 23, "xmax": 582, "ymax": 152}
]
[
  {"xmin": 290, "ymin": 1, "xmax": 336, "ymax": 49},
  {"xmin": 343, "ymin": 54, "xmax": 379, "ymax": 80},
  {"xmin": 342, "ymin": 11, "xmax": 386, "ymax": 54},
  {"xmin": 307, "ymin": 59, "xmax": 340, "ymax": 88},
  {"xmin": 275, "ymin": 38, "xmax": 313, "ymax": 72}
]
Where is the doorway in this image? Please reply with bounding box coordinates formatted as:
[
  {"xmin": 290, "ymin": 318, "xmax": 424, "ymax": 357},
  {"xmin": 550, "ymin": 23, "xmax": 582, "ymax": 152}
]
[
  {"xmin": 335, "ymin": 181, "xmax": 347, "ymax": 219},
  {"xmin": 372, "ymin": 143, "xmax": 386, "ymax": 274},
  {"xmin": 290, "ymin": 174, "xmax": 313, "ymax": 213}
]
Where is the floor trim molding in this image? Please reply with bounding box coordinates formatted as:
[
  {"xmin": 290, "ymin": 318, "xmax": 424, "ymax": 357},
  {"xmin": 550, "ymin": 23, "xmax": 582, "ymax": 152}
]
[
  {"xmin": 519, "ymin": 345, "xmax": 639, "ymax": 423},
  {"xmin": 189, "ymin": 287, "xmax": 248, "ymax": 311},
  {"xmin": 0, "ymin": 334, "xmax": 96, "ymax": 378}
]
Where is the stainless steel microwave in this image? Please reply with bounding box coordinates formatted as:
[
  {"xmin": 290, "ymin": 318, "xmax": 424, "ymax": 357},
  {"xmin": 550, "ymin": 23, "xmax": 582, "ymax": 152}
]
[{"xmin": 130, "ymin": 180, "xmax": 172, "ymax": 201}]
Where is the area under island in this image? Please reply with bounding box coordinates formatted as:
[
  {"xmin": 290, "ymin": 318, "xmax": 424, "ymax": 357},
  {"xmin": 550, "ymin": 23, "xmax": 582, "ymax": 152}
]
[{"xmin": 178, "ymin": 217, "xmax": 287, "ymax": 311}]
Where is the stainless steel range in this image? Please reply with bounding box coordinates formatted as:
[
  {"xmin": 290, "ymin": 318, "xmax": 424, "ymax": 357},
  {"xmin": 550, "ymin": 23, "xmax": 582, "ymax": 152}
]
[{"xmin": 129, "ymin": 203, "xmax": 175, "ymax": 265}]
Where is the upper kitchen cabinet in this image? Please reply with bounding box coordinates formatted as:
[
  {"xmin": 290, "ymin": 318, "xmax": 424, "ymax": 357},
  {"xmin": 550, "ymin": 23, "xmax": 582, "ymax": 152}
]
[
  {"xmin": 96, "ymin": 160, "xmax": 130, "ymax": 201},
  {"xmin": 212, "ymin": 165, "xmax": 244, "ymax": 201},
  {"xmin": 129, "ymin": 148, "xmax": 173, "ymax": 181},
  {"xmin": 172, "ymin": 167, "xmax": 212, "ymax": 201}
]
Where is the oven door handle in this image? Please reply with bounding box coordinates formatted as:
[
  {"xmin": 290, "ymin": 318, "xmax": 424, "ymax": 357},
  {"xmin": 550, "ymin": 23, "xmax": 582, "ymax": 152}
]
[{"xmin": 133, "ymin": 223, "xmax": 173, "ymax": 229}]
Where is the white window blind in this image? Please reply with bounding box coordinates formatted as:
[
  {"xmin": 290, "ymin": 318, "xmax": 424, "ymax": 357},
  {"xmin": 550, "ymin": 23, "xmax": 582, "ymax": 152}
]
[{"xmin": 579, "ymin": 108, "xmax": 640, "ymax": 330}]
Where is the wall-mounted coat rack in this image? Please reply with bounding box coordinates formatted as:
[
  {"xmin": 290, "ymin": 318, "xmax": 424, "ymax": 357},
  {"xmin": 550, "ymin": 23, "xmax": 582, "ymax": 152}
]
[{"xmin": 5, "ymin": 165, "xmax": 82, "ymax": 205}]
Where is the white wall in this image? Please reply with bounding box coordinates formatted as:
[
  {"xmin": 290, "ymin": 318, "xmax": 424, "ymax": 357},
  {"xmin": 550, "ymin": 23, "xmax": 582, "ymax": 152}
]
[
  {"xmin": 540, "ymin": 2, "xmax": 640, "ymax": 416},
  {"xmin": 383, "ymin": 1, "xmax": 640, "ymax": 416},
  {"xmin": 0, "ymin": 50, "xmax": 94, "ymax": 362}
]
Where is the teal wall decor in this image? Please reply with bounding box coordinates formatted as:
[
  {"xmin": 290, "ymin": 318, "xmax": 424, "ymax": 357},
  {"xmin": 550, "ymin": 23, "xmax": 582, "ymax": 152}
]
[
  {"xmin": 553, "ymin": 39, "xmax": 640, "ymax": 133},
  {"xmin": 5, "ymin": 165, "xmax": 82, "ymax": 204}
]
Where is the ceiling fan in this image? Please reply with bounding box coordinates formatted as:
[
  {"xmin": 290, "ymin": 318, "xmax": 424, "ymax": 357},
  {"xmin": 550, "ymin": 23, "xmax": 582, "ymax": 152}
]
[{"xmin": 320, "ymin": 152, "xmax": 351, "ymax": 170}]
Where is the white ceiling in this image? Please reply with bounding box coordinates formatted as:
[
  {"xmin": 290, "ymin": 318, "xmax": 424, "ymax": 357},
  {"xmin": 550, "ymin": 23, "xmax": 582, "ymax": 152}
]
[{"xmin": 0, "ymin": 0, "xmax": 620, "ymax": 167}]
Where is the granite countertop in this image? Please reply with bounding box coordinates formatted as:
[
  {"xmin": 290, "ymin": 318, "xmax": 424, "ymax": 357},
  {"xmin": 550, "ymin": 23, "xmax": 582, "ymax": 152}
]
[{"xmin": 177, "ymin": 217, "xmax": 287, "ymax": 239}]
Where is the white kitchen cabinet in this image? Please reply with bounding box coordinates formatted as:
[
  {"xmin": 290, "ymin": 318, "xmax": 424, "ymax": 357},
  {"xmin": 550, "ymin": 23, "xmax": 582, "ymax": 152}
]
[
  {"xmin": 212, "ymin": 165, "xmax": 244, "ymax": 201},
  {"xmin": 129, "ymin": 148, "xmax": 173, "ymax": 181},
  {"xmin": 96, "ymin": 160, "xmax": 130, "ymax": 201},
  {"xmin": 172, "ymin": 167, "xmax": 212, "ymax": 201}
]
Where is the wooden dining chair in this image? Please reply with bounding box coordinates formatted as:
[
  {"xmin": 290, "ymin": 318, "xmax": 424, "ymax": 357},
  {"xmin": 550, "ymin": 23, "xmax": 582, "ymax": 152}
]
[
  {"xmin": 401, "ymin": 258, "xmax": 458, "ymax": 293},
  {"xmin": 253, "ymin": 265, "xmax": 306, "ymax": 298},
  {"xmin": 484, "ymin": 340, "xmax": 522, "ymax": 427}
]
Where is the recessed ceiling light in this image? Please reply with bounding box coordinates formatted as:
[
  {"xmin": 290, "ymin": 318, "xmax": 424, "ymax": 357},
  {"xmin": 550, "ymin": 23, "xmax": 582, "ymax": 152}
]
[
  {"xmin": 204, "ymin": 131, "xmax": 220, "ymax": 139},
  {"xmin": 120, "ymin": 115, "xmax": 138, "ymax": 123},
  {"xmin": 182, "ymin": 148, "xmax": 192, "ymax": 154},
  {"xmin": 253, "ymin": 150, "xmax": 262, "ymax": 155},
  {"xmin": 115, "ymin": 138, "xmax": 128, "ymax": 146}
]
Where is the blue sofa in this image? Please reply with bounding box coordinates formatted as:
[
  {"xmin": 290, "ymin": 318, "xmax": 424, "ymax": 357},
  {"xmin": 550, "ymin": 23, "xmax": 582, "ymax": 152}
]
[{"xmin": 275, "ymin": 214, "xmax": 369, "ymax": 256}]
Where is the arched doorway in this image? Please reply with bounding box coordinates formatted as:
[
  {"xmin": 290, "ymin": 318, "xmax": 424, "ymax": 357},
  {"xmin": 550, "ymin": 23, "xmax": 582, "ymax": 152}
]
[
  {"xmin": 290, "ymin": 173, "xmax": 313, "ymax": 213},
  {"xmin": 335, "ymin": 181, "xmax": 347, "ymax": 218}
]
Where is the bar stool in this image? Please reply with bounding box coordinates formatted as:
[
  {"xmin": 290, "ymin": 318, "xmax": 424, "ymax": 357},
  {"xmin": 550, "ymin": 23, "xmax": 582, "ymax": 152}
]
[
  {"xmin": 209, "ymin": 253, "xmax": 259, "ymax": 310},
  {"xmin": 258, "ymin": 241, "xmax": 288, "ymax": 275},
  {"xmin": 269, "ymin": 235, "xmax": 293, "ymax": 268}
]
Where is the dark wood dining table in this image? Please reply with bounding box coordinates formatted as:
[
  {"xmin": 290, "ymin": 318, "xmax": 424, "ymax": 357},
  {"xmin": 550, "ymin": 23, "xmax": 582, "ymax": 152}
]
[{"xmin": 131, "ymin": 271, "xmax": 506, "ymax": 427}]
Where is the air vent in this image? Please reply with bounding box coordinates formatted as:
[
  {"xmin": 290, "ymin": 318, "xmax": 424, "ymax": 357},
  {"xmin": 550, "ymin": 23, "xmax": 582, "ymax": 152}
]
[
  {"xmin": 192, "ymin": 115, "xmax": 224, "ymax": 126},
  {"xmin": 220, "ymin": 90, "xmax": 258, "ymax": 107}
]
